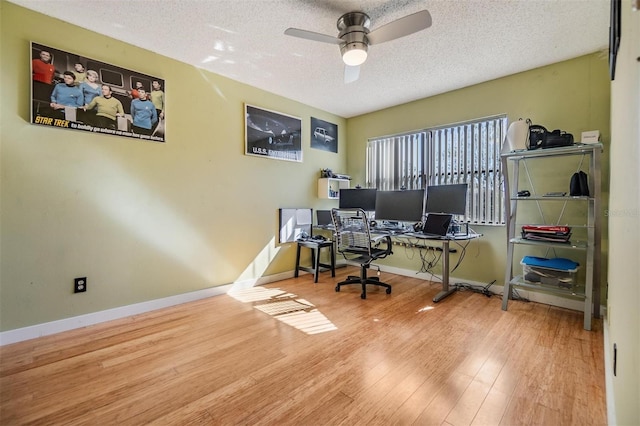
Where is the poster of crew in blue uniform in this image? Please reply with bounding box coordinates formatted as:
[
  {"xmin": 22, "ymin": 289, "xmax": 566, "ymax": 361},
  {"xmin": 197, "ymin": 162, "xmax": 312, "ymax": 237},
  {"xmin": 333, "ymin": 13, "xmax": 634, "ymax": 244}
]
[
  {"xmin": 245, "ymin": 104, "xmax": 302, "ymax": 162},
  {"xmin": 31, "ymin": 42, "xmax": 166, "ymax": 143}
]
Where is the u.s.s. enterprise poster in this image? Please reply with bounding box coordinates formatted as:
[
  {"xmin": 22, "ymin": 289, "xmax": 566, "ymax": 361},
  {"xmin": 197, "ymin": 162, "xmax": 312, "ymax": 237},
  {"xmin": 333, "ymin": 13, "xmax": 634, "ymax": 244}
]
[{"xmin": 245, "ymin": 104, "xmax": 302, "ymax": 162}]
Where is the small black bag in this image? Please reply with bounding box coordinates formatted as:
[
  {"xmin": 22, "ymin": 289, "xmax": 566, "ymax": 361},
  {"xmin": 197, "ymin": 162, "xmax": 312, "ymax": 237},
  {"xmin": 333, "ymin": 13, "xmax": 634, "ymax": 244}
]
[
  {"xmin": 570, "ymin": 171, "xmax": 589, "ymax": 196},
  {"xmin": 527, "ymin": 125, "xmax": 574, "ymax": 150},
  {"xmin": 544, "ymin": 129, "xmax": 574, "ymax": 148}
]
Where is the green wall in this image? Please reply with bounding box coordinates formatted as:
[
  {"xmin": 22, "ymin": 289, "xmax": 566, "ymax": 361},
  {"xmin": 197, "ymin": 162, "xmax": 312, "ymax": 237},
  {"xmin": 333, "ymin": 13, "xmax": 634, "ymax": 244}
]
[
  {"xmin": 0, "ymin": 1, "xmax": 347, "ymax": 331},
  {"xmin": 346, "ymin": 53, "xmax": 610, "ymax": 290}
]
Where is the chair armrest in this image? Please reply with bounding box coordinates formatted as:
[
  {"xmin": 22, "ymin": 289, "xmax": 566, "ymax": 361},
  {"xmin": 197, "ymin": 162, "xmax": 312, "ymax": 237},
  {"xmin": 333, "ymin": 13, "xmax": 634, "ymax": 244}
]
[{"xmin": 373, "ymin": 235, "xmax": 393, "ymax": 257}]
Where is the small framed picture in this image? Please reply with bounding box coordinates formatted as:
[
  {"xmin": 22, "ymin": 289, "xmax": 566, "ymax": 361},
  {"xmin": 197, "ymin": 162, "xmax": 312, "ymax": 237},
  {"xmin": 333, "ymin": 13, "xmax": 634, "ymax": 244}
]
[{"xmin": 310, "ymin": 117, "xmax": 338, "ymax": 153}]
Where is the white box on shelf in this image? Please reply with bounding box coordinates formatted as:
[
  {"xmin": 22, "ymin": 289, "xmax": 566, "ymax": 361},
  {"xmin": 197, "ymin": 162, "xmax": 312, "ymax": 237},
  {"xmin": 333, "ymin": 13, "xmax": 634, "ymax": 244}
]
[{"xmin": 580, "ymin": 130, "xmax": 600, "ymax": 144}]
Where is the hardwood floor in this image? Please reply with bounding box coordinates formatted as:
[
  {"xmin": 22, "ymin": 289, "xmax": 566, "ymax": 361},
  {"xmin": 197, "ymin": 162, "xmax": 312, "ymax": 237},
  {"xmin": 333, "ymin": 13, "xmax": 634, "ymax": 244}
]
[{"xmin": 0, "ymin": 267, "xmax": 606, "ymax": 425}]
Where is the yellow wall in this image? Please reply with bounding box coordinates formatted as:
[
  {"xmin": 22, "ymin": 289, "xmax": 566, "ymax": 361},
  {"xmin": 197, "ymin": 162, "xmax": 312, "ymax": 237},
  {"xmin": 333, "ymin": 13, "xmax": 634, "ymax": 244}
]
[
  {"xmin": 0, "ymin": 2, "xmax": 347, "ymax": 330},
  {"xmin": 346, "ymin": 54, "xmax": 611, "ymax": 288}
]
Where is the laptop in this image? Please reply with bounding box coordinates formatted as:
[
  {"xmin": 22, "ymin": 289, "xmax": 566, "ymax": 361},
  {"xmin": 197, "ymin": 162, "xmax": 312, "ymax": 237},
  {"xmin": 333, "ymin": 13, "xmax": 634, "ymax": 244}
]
[
  {"xmin": 316, "ymin": 210, "xmax": 333, "ymax": 228},
  {"xmin": 420, "ymin": 213, "xmax": 453, "ymax": 239}
]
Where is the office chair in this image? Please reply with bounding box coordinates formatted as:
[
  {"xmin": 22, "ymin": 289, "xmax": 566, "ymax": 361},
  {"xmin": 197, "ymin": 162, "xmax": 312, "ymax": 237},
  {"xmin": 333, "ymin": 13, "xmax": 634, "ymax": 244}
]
[{"xmin": 331, "ymin": 208, "xmax": 393, "ymax": 299}]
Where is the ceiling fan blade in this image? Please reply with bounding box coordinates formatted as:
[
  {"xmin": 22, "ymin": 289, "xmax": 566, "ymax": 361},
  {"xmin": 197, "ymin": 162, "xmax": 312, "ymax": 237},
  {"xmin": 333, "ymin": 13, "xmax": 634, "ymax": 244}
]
[
  {"xmin": 367, "ymin": 10, "xmax": 432, "ymax": 45},
  {"xmin": 344, "ymin": 65, "xmax": 360, "ymax": 84},
  {"xmin": 284, "ymin": 28, "xmax": 342, "ymax": 45}
]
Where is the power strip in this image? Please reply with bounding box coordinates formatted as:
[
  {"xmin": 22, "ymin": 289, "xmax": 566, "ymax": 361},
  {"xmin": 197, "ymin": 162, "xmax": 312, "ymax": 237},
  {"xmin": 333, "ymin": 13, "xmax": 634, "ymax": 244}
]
[{"xmin": 392, "ymin": 241, "xmax": 457, "ymax": 252}]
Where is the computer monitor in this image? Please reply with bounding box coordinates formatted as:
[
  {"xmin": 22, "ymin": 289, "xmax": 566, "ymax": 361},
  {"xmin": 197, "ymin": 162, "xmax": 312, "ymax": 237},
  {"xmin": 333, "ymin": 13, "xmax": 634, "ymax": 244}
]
[
  {"xmin": 374, "ymin": 189, "xmax": 425, "ymax": 222},
  {"xmin": 316, "ymin": 210, "xmax": 332, "ymax": 226},
  {"xmin": 425, "ymin": 183, "xmax": 468, "ymax": 215},
  {"xmin": 339, "ymin": 188, "xmax": 377, "ymax": 211}
]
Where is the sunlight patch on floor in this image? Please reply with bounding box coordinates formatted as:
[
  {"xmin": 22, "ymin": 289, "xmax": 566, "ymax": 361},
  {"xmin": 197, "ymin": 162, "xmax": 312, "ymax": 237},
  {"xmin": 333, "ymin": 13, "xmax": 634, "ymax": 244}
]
[
  {"xmin": 227, "ymin": 287, "xmax": 337, "ymax": 335},
  {"xmin": 275, "ymin": 309, "xmax": 338, "ymax": 334},
  {"xmin": 254, "ymin": 299, "xmax": 314, "ymax": 316}
]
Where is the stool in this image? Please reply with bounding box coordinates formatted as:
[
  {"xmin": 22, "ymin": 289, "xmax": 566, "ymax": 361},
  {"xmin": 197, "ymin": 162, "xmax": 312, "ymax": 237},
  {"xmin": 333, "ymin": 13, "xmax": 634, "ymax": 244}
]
[{"xmin": 295, "ymin": 239, "xmax": 335, "ymax": 283}]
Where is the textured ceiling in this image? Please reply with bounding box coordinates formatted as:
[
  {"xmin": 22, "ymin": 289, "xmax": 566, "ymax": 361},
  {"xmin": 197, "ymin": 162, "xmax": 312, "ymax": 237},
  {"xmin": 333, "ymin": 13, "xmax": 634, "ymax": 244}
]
[{"xmin": 11, "ymin": 0, "xmax": 610, "ymax": 118}]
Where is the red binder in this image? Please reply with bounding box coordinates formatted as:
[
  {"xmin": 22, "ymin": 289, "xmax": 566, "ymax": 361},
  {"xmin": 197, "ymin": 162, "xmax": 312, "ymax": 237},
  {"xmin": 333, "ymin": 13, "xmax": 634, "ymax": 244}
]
[{"xmin": 521, "ymin": 225, "xmax": 571, "ymax": 235}]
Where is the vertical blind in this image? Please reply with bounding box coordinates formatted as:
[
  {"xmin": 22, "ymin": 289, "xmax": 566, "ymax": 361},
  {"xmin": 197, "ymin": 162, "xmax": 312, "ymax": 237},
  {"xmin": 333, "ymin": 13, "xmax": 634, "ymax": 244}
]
[{"xmin": 366, "ymin": 115, "xmax": 507, "ymax": 225}]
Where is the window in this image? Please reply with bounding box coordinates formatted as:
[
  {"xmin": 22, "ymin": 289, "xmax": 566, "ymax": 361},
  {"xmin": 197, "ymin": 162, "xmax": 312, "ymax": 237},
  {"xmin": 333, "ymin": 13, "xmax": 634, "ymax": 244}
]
[
  {"xmin": 99, "ymin": 68, "xmax": 123, "ymax": 87},
  {"xmin": 366, "ymin": 115, "xmax": 507, "ymax": 225}
]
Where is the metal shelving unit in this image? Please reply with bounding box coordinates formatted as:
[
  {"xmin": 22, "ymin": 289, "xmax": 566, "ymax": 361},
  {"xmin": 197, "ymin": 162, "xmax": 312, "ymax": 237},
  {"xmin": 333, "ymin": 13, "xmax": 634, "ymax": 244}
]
[{"xmin": 501, "ymin": 143, "xmax": 602, "ymax": 330}]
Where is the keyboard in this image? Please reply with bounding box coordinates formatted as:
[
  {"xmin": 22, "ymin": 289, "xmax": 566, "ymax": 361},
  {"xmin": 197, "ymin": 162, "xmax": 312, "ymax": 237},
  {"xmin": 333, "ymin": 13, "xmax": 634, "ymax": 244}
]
[{"xmin": 403, "ymin": 232, "xmax": 448, "ymax": 239}]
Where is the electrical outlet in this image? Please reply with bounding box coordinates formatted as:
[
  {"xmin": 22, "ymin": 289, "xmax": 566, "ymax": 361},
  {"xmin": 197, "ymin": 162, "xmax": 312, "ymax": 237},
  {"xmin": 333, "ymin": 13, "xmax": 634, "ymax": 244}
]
[{"xmin": 74, "ymin": 277, "xmax": 87, "ymax": 293}]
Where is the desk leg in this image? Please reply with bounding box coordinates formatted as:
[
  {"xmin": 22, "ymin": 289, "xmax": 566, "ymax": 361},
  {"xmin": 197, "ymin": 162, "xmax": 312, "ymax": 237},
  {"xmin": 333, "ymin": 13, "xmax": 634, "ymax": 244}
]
[
  {"xmin": 294, "ymin": 244, "xmax": 302, "ymax": 278},
  {"xmin": 433, "ymin": 240, "xmax": 456, "ymax": 302},
  {"xmin": 329, "ymin": 245, "xmax": 335, "ymax": 277},
  {"xmin": 313, "ymin": 248, "xmax": 320, "ymax": 283}
]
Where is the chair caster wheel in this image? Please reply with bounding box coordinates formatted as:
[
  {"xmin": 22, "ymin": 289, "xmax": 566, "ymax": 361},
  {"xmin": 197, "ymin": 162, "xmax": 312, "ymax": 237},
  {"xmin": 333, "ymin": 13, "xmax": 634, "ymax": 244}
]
[
  {"xmin": 386, "ymin": 288, "xmax": 392, "ymax": 294},
  {"xmin": 361, "ymin": 293, "xmax": 366, "ymax": 299},
  {"xmin": 335, "ymin": 286, "xmax": 340, "ymax": 292}
]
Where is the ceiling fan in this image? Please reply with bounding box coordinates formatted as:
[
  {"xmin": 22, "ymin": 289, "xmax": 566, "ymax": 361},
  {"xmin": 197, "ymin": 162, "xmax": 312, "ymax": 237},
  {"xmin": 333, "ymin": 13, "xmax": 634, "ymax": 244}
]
[{"xmin": 284, "ymin": 10, "xmax": 432, "ymax": 83}]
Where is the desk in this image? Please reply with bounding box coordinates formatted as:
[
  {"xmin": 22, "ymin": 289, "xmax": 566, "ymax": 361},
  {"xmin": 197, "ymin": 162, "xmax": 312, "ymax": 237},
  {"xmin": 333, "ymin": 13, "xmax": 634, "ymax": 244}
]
[
  {"xmin": 382, "ymin": 232, "xmax": 482, "ymax": 303},
  {"xmin": 295, "ymin": 239, "xmax": 335, "ymax": 283}
]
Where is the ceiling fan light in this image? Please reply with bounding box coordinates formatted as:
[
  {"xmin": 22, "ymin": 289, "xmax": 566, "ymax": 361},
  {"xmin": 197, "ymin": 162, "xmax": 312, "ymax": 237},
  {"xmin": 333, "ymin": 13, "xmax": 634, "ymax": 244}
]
[{"xmin": 341, "ymin": 44, "xmax": 368, "ymax": 66}]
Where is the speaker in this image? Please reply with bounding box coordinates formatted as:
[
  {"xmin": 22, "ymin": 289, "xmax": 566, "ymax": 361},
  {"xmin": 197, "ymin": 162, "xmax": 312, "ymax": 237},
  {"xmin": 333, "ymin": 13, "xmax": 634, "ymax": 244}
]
[{"xmin": 570, "ymin": 171, "xmax": 589, "ymax": 196}]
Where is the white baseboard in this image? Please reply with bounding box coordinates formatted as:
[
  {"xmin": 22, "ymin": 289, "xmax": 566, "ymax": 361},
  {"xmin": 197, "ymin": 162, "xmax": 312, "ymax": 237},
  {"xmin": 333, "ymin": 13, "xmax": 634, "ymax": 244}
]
[{"xmin": 0, "ymin": 271, "xmax": 293, "ymax": 346}]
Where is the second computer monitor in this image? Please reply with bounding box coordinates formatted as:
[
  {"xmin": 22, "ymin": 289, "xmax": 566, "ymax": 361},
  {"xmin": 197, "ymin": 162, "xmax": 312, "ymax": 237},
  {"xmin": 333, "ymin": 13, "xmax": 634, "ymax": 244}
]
[
  {"xmin": 374, "ymin": 189, "xmax": 425, "ymax": 222},
  {"xmin": 425, "ymin": 183, "xmax": 468, "ymax": 215},
  {"xmin": 339, "ymin": 188, "xmax": 377, "ymax": 211},
  {"xmin": 316, "ymin": 210, "xmax": 332, "ymax": 226}
]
